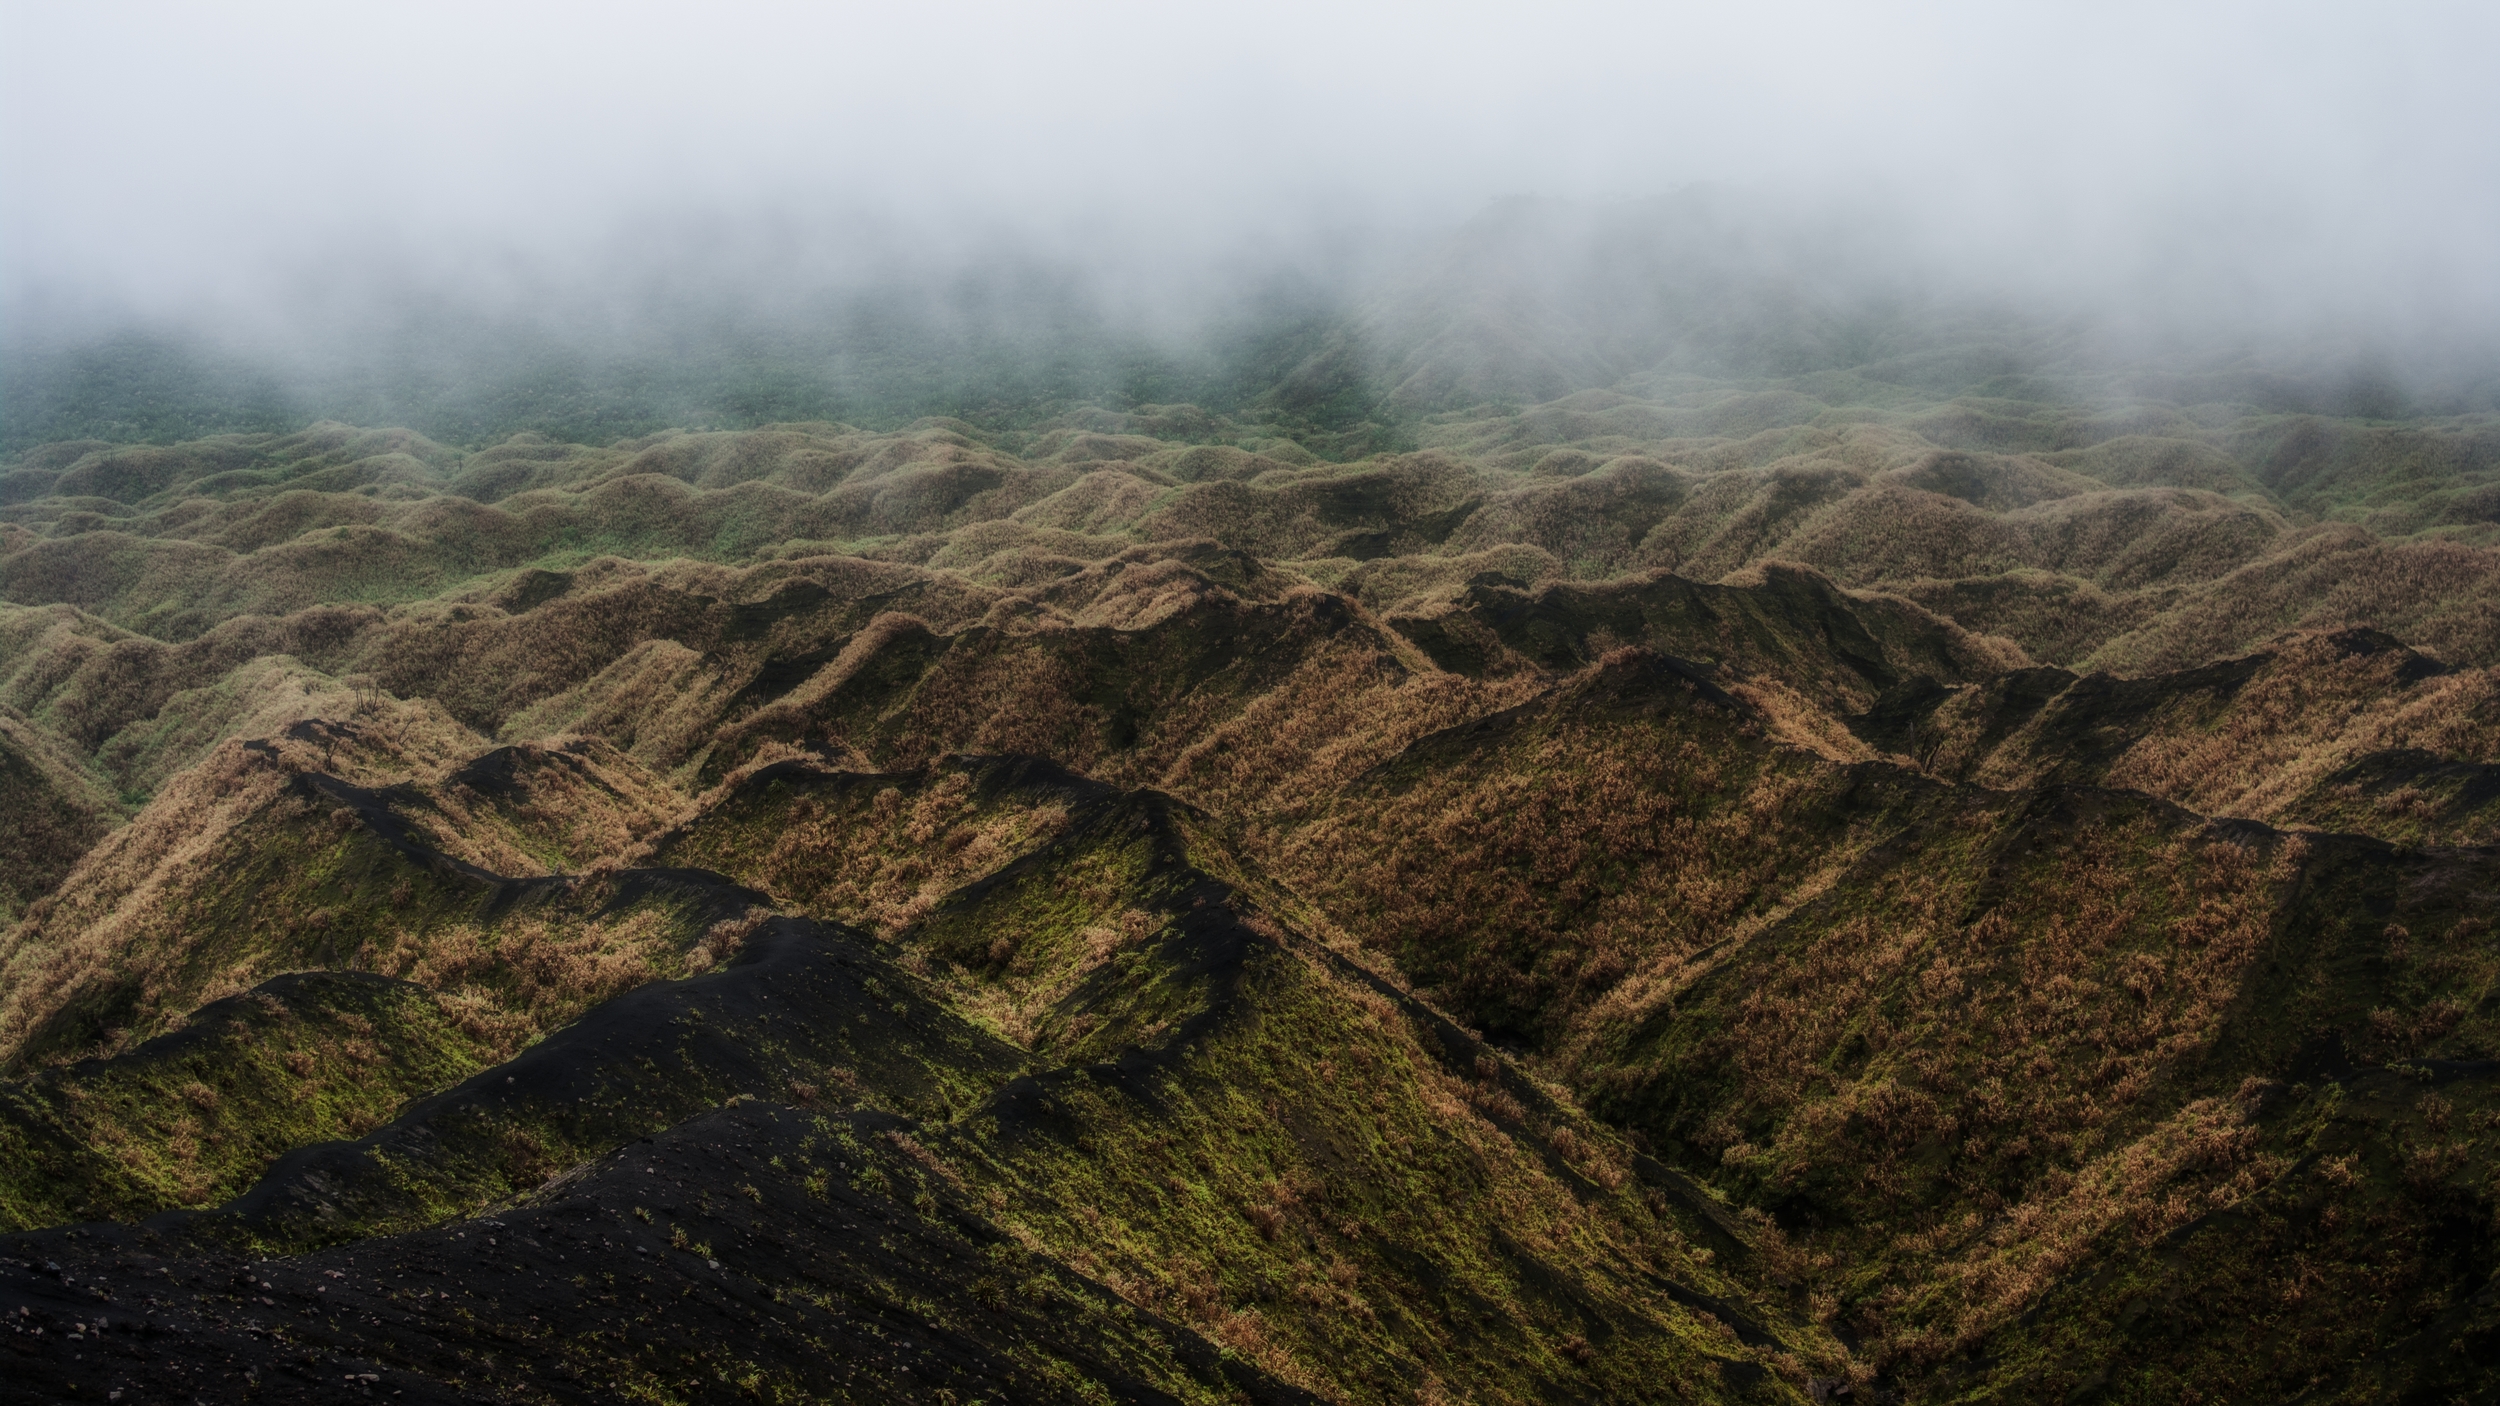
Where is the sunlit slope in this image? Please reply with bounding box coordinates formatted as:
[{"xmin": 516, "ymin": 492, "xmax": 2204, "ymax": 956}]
[{"xmin": 0, "ymin": 716, "xmax": 747, "ymax": 1073}]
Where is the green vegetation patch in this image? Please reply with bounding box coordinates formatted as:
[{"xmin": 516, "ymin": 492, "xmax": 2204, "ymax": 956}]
[{"xmin": 0, "ymin": 970, "xmax": 492, "ymax": 1231}]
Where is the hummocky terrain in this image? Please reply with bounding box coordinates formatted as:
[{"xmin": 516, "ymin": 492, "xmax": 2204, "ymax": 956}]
[{"xmin": 4, "ymin": 300, "xmax": 2500, "ymax": 1405}]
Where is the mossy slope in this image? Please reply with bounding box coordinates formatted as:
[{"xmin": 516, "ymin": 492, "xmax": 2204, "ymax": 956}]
[
  {"xmin": 889, "ymin": 787, "xmax": 1837, "ymax": 1399},
  {"xmin": 0, "ymin": 971, "xmax": 493, "ymax": 1232},
  {"xmin": 3, "ymin": 1102, "xmax": 1313, "ymax": 1405},
  {"xmin": 1, "ymin": 771, "xmax": 1845, "ymax": 1401},
  {"xmin": 189, "ymin": 912, "xmax": 1026, "ymax": 1251}
]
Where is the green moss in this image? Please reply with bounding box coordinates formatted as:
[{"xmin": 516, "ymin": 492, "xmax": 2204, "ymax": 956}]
[
  {"xmin": 0, "ymin": 970, "xmax": 492, "ymax": 1230},
  {"xmin": 881, "ymin": 796, "xmax": 1836, "ymax": 1398}
]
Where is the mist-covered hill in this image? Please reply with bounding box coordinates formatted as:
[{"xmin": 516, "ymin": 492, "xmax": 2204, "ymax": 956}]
[
  {"xmin": 10, "ymin": 0, "xmax": 2500, "ymax": 1393},
  {"xmin": 4, "ymin": 287, "xmax": 2500, "ymax": 1404},
  {"xmin": 13, "ymin": 191, "xmax": 2497, "ymax": 459}
]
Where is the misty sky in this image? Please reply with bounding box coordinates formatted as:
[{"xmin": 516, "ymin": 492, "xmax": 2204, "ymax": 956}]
[{"xmin": 4, "ymin": 0, "xmax": 2496, "ymax": 346}]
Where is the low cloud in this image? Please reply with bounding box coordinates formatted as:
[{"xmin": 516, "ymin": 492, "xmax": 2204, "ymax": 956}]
[{"xmin": 4, "ymin": 0, "xmax": 2494, "ymax": 404}]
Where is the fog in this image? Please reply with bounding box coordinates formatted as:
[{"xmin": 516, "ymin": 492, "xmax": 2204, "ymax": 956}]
[{"xmin": 5, "ymin": 0, "xmax": 2497, "ymax": 431}]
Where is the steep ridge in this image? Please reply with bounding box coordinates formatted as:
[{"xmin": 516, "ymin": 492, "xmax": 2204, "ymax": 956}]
[
  {"xmin": 1384, "ymin": 564, "xmax": 2017, "ymax": 707},
  {"xmin": 919, "ymin": 791, "xmax": 1829, "ymax": 1395},
  {"xmin": 0, "ymin": 971, "xmax": 494, "ymax": 1232},
  {"xmin": 0, "ymin": 718, "xmax": 752, "ymax": 1073},
  {"xmin": 1262, "ymin": 649, "xmax": 2500, "ymax": 1398},
  {"xmin": 1258, "ymin": 649, "xmax": 1935, "ymax": 1047},
  {"xmin": 5, "ymin": 649, "xmax": 2495, "ymax": 1400},
  {"xmin": 649, "ymin": 768, "xmax": 1840, "ymax": 1394},
  {"xmin": 644, "ymin": 753, "xmax": 1114, "ymax": 937},
  {"xmin": 0, "ymin": 749, "xmax": 790, "ymax": 1230},
  {"xmin": 180, "ymin": 910, "xmax": 1025, "ymax": 1249},
  {"xmin": 1578, "ymin": 801, "xmax": 2500, "ymax": 1395},
  {"xmin": 4, "ymin": 778, "xmax": 1835, "ymax": 1402},
  {"xmin": 1960, "ymin": 1042, "xmax": 2500, "ymax": 1401},
  {"xmin": 1847, "ymin": 626, "xmax": 2500, "ymax": 844}
]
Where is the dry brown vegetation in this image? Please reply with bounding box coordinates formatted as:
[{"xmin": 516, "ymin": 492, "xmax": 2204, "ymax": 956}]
[
  {"xmin": 0, "ymin": 716, "xmax": 733, "ymax": 1070},
  {"xmin": 650, "ymin": 762, "xmax": 1083, "ymax": 938},
  {"xmin": 1890, "ymin": 627, "xmax": 2500, "ymax": 844}
]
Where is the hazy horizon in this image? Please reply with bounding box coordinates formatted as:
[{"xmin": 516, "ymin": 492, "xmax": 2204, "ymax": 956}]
[{"xmin": 6, "ymin": 0, "xmax": 2498, "ymax": 434}]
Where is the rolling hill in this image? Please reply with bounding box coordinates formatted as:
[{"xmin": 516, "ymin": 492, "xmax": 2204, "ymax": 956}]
[{"xmin": 4, "ymin": 301, "xmax": 2499, "ymax": 1403}]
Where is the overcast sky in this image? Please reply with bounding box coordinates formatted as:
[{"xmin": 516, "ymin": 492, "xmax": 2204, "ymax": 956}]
[{"xmin": 4, "ymin": 0, "xmax": 2495, "ymax": 344}]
